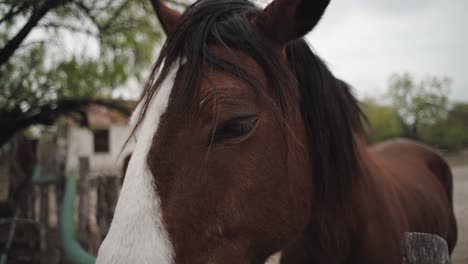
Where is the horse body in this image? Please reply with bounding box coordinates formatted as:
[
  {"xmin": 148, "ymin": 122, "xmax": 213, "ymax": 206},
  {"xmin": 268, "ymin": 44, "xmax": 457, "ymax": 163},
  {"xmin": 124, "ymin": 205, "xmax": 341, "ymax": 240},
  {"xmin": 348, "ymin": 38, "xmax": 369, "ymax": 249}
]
[
  {"xmin": 96, "ymin": 0, "xmax": 457, "ymax": 263},
  {"xmin": 370, "ymin": 140, "xmax": 457, "ymax": 248},
  {"xmin": 279, "ymin": 139, "xmax": 457, "ymax": 264}
]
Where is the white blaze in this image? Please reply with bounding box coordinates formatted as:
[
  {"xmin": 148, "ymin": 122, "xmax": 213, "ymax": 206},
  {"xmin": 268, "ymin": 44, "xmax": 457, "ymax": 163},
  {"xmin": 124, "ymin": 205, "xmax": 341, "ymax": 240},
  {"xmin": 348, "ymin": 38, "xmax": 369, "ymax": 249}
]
[
  {"xmin": 96, "ymin": 67, "xmax": 177, "ymax": 264},
  {"xmin": 265, "ymin": 252, "xmax": 282, "ymax": 264}
]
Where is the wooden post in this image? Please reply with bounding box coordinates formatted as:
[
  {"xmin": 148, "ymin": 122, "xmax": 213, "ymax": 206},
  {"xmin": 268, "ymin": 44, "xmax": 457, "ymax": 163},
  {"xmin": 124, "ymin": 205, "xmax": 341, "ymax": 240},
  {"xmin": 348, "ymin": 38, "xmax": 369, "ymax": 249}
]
[
  {"xmin": 78, "ymin": 157, "xmax": 90, "ymax": 249},
  {"xmin": 37, "ymin": 138, "xmax": 50, "ymax": 257},
  {"xmin": 402, "ymin": 232, "xmax": 450, "ymax": 264},
  {"xmin": 88, "ymin": 180, "xmax": 101, "ymax": 255},
  {"xmin": 39, "ymin": 180, "xmax": 48, "ymax": 255},
  {"xmin": 97, "ymin": 176, "xmax": 120, "ymax": 236}
]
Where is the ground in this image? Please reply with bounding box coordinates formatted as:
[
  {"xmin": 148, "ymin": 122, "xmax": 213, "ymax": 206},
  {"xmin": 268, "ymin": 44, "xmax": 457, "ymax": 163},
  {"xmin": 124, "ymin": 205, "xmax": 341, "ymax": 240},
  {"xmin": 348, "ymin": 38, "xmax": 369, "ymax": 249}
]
[{"xmin": 446, "ymin": 150, "xmax": 468, "ymax": 264}]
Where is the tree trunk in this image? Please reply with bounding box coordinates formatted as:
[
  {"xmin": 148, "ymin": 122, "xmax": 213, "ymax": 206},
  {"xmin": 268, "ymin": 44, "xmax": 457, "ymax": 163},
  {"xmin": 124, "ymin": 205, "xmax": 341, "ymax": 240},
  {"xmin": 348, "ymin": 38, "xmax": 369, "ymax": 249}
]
[{"xmin": 0, "ymin": 123, "xmax": 24, "ymax": 148}]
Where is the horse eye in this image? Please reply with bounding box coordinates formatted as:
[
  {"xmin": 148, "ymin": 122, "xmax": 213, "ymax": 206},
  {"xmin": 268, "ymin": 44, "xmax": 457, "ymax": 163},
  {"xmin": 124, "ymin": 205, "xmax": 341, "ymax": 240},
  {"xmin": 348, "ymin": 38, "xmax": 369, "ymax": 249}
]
[{"xmin": 212, "ymin": 116, "xmax": 258, "ymax": 144}]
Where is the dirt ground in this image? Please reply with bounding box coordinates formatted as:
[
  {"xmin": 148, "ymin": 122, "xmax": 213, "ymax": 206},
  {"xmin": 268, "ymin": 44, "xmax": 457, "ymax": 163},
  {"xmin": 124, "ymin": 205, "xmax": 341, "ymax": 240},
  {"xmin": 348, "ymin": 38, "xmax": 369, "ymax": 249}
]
[{"xmin": 446, "ymin": 150, "xmax": 468, "ymax": 264}]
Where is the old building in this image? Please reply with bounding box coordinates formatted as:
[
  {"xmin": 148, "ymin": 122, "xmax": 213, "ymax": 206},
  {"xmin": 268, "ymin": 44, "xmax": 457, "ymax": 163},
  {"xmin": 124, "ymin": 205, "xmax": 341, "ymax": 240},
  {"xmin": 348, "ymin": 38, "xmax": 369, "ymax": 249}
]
[{"xmin": 64, "ymin": 105, "xmax": 134, "ymax": 179}]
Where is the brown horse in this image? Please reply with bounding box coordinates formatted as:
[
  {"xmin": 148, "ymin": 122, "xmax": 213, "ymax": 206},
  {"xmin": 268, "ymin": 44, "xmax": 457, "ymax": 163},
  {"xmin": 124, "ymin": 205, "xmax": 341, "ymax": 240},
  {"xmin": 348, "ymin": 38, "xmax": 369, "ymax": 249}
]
[{"xmin": 96, "ymin": 0, "xmax": 457, "ymax": 263}]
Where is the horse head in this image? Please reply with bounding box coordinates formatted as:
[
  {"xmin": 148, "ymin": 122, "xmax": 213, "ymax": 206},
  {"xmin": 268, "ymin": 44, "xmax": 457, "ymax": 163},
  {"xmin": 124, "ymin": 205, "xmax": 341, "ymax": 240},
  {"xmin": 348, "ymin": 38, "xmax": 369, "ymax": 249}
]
[{"xmin": 96, "ymin": 0, "xmax": 366, "ymax": 263}]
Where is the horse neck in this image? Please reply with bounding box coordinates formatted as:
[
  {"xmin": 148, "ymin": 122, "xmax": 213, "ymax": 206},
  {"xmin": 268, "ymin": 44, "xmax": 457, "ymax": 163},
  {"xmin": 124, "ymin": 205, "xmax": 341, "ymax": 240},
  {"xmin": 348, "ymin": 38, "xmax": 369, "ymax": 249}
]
[
  {"xmin": 303, "ymin": 138, "xmax": 386, "ymax": 252},
  {"xmin": 326, "ymin": 139, "xmax": 403, "ymax": 234}
]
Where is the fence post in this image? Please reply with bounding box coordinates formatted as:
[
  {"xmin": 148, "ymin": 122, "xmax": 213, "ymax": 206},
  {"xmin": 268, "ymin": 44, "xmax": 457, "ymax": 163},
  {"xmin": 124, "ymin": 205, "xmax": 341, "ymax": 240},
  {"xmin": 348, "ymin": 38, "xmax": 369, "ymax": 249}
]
[
  {"xmin": 88, "ymin": 178, "xmax": 101, "ymax": 255},
  {"xmin": 402, "ymin": 232, "xmax": 450, "ymax": 264},
  {"xmin": 78, "ymin": 157, "xmax": 90, "ymax": 249}
]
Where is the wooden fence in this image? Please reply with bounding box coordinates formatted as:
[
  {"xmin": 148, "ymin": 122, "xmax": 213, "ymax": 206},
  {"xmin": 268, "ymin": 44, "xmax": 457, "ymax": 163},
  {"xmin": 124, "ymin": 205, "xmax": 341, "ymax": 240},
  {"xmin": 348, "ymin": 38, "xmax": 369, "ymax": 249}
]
[
  {"xmin": 34, "ymin": 160, "xmax": 120, "ymax": 263},
  {"xmin": 1, "ymin": 156, "xmax": 121, "ymax": 263}
]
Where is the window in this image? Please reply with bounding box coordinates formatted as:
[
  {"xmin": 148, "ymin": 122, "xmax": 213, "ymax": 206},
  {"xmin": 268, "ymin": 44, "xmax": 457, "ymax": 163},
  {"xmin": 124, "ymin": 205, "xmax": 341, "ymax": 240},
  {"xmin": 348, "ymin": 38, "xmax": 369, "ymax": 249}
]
[{"xmin": 93, "ymin": 129, "xmax": 109, "ymax": 153}]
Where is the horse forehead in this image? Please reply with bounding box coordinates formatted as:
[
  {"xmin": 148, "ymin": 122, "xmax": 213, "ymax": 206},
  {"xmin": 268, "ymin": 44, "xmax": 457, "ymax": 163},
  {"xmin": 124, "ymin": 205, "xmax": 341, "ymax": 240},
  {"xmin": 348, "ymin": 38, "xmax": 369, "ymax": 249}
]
[
  {"xmin": 186, "ymin": 46, "xmax": 268, "ymax": 103},
  {"xmin": 208, "ymin": 45, "xmax": 267, "ymax": 81}
]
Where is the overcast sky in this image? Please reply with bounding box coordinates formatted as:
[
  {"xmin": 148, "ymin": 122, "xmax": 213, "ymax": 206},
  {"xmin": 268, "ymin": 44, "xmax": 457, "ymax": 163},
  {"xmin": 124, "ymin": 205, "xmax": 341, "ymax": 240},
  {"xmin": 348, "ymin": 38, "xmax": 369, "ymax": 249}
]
[
  {"xmin": 57, "ymin": 0, "xmax": 468, "ymax": 102},
  {"xmin": 301, "ymin": 0, "xmax": 468, "ymax": 102}
]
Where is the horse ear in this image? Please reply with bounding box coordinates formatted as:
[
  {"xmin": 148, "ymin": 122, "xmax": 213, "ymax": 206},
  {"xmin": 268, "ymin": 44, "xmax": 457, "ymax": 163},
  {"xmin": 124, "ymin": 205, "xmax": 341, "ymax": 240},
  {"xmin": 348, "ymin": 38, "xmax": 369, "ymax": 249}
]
[
  {"xmin": 150, "ymin": 0, "xmax": 182, "ymax": 34},
  {"xmin": 254, "ymin": 0, "xmax": 330, "ymax": 45}
]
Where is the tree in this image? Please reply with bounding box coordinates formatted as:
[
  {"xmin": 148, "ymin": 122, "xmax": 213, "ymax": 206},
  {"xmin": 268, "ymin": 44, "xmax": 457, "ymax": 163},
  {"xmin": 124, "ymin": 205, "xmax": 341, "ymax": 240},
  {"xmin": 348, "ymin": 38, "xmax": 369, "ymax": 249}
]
[
  {"xmin": 386, "ymin": 73, "xmax": 451, "ymax": 140},
  {"xmin": 448, "ymin": 102, "xmax": 468, "ymax": 125},
  {"xmin": 421, "ymin": 102, "xmax": 468, "ymax": 151},
  {"xmin": 0, "ymin": 0, "xmax": 188, "ymax": 147},
  {"xmin": 362, "ymin": 98, "xmax": 401, "ymax": 143}
]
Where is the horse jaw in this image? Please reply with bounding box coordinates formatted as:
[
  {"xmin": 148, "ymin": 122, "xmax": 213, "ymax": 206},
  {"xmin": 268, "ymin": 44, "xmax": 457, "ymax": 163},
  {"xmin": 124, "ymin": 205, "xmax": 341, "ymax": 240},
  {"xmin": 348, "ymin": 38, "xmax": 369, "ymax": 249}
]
[{"xmin": 96, "ymin": 67, "xmax": 178, "ymax": 264}]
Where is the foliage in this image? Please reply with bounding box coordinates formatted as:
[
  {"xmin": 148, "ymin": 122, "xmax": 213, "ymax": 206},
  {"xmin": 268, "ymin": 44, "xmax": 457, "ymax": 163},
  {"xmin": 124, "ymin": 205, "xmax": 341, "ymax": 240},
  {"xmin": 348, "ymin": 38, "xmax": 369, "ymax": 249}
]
[
  {"xmin": 0, "ymin": 0, "xmax": 163, "ymax": 110},
  {"xmin": 0, "ymin": 0, "xmax": 189, "ymax": 146},
  {"xmin": 362, "ymin": 98, "xmax": 401, "ymax": 143},
  {"xmin": 386, "ymin": 73, "xmax": 451, "ymax": 140},
  {"xmin": 420, "ymin": 103, "xmax": 468, "ymax": 151},
  {"xmin": 449, "ymin": 103, "xmax": 468, "ymax": 123},
  {"xmin": 365, "ymin": 97, "xmax": 468, "ymax": 151}
]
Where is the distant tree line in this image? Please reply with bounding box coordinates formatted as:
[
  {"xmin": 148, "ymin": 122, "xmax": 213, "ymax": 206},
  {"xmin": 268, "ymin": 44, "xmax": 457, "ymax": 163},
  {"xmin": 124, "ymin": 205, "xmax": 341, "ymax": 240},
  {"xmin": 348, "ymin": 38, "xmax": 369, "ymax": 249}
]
[{"xmin": 363, "ymin": 73, "xmax": 468, "ymax": 151}]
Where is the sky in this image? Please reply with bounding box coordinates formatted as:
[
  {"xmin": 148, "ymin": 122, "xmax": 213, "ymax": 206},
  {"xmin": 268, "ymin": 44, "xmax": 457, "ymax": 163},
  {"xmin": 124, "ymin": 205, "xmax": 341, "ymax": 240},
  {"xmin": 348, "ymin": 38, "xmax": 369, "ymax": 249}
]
[
  {"xmin": 48, "ymin": 0, "xmax": 468, "ymax": 102},
  {"xmin": 301, "ymin": 0, "xmax": 468, "ymax": 102}
]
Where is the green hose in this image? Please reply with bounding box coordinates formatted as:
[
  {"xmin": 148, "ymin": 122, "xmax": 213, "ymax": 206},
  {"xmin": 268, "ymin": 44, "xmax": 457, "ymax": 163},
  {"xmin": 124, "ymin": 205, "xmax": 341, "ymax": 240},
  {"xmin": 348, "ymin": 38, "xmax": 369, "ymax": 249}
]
[
  {"xmin": 31, "ymin": 164, "xmax": 58, "ymax": 186},
  {"xmin": 60, "ymin": 175, "xmax": 96, "ymax": 264}
]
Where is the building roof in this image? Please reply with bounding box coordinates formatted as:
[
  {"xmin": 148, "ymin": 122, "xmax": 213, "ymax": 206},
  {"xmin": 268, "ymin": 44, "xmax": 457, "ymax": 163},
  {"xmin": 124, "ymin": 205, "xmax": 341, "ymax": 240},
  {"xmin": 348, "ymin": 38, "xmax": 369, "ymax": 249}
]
[{"xmin": 87, "ymin": 104, "xmax": 132, "ymax": 127}]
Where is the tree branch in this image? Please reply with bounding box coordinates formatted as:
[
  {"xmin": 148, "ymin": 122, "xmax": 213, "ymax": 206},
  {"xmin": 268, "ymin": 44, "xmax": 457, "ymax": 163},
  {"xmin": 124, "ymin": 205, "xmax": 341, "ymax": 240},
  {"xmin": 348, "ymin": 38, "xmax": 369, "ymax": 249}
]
[
  {"xmin": 98, "ymin": 0, "xmax": 131, "ymax": 32},
  {"xmin": 73, "ymin": 1, "xmax": 98, "ymax": 22},
  {"xmin": 0, "ymin": 0, "xmax": 69, "ymax": 67},
  {"xmin": 0, "ymin": 98, "xmax": 131, "ymax": 147},
  {"xmin": 0, "ymin": 2, "xmax": 28, "ymax": 25},
  {"xmin": 41, "ymin": 22, "xmax": 99, "ymax": 37}
]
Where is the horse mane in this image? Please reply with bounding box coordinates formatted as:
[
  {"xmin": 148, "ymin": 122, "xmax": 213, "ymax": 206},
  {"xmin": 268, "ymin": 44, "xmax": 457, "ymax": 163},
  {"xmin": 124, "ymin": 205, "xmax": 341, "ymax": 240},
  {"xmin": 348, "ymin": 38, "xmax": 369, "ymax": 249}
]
[
  {"xmin": 286, "ymin": 40, "xmax": 367, "ymax": 201},
  {"xmin": 135, "ymin": 0, "xmax": 367, "ymax": 202},
  {"xmin": 286, "ymin": 41, "xmax": 367, "ymax": 253}
]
